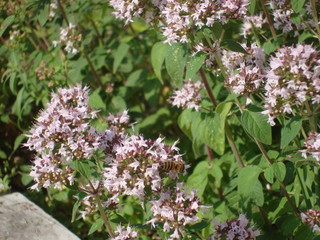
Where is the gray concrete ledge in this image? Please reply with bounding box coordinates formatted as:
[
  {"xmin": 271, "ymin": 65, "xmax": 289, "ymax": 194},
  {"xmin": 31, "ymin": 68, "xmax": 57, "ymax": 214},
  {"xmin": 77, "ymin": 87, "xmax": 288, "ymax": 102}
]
[{"xmin": 0, "ymin": 192, "xmax": 80, "ymax": 240}]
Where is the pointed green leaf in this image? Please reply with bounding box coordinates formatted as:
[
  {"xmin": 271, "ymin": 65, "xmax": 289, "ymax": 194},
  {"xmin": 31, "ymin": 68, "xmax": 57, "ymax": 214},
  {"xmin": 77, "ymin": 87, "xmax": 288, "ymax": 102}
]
[
  {"xmin": 113, "ymin": 43, "xmax": 130, "ymax": 73},
  {"xmin": 281, "ymin": 116, "xmax": 302, "ymax": 149},
  {"xmin": 0, "ymin": 15, "xmax": 15, "ymax": 37},
  {"xmin": 241, "ymin": 106, "xmax": 272, "ymax": 145},
  {"xmin": 165, "ymin": 43, "xmax": 187, "ymax": 87},
  {"xmin": 291, "ymin": 0, "xmax": 306, "ymax": 13},
  {"xmin": 151, "ymin": 42, "xmax": 168, "ymax": 84},
  {"xmin": 88, "ymin": 218, "xmax": 104, "ymax": 235},
  {"xmin": 221, "ymin": 39, "xmax": 248, "ymax": 54},
  {"xmin": 238, "ymin": 165, "xmax": 264, "ymax": 206},
  {"xmin": 185, "ymin": 52, "xmax": 206, "ymax": 80},
  {"xmin": 272, "ymin": 162, "xmax": 286, "ymax": 181}
]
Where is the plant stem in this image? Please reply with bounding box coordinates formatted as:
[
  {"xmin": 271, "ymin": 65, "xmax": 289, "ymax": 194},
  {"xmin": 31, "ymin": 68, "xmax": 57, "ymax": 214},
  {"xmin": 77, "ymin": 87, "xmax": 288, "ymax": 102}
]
[
  {"xmin": 95, "ymin": 194, "xmax": 115, "ymax": 238},
  {"xmin": 310, "ymin": 0, "xmax": 320, "ymax": 36},
  {"xmin": 199, "ymin": 68, "xmax": 245, "ymax": 168},
  {"xmin": 305, "ymin": 101, "xmax": 317, "ymax": 131},
  {"xmin": 255, "ymin": 139, "xmax": 300, "ymax": 217},
  {"xmin": 297, "ymin": 168, "xmax": 312, "ymax": 209},
  {"xmin": 260, "ymin": 0, "xmax": 277, "ymax": 40},
  {"xmin": 57, "ymin": 0, "xmax": 70, "ymax": 26},
  {"xmin": 199, "ymin": 69, "xmax": 218, "ymax": 107},
  {"xmin": 82, "ymin": 50, "xmax": 104, "ymax": 88}
]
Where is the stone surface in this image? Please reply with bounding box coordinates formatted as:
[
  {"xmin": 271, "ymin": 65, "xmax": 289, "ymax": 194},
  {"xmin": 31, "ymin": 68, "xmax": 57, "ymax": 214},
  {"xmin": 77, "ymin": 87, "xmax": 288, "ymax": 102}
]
[{"xmin": 0, "ymin": 192, "xmax": 80, "ymax": 240}]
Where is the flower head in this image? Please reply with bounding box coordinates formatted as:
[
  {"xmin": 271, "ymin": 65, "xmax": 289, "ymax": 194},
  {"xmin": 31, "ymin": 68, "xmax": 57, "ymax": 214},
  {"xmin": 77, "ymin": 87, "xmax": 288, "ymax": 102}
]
[
  {"xmin": 110, "ymin": 225, "xmax": 138, "ymax": 240},
  {"xmin": 103, "ymin": 135, "xmax": 185, "ymax": 200},
  {"xmin": 25, "ymin": 84, "xmax": 100, "ymax": 189},
  {"xmin": 300, "ymin": 131, "xmax": 320, "ymax": 162},
  {"xmin": 262, "ymin": 44, "xmax": 320, "ymax": 126},
  {"xmin": 148, "ymin": 182, "xmax": 206, "ymax": 239},
  {"xmin": 169, "ymin": 79, "xmax": 203, "ymax": 111},
  {"xmin": 210, "ymin": 214, "xmax": 260, "ymax": 240},
  {"xmin": 301, "ymin": 209, "xmax": 320, "ymax": 233}
]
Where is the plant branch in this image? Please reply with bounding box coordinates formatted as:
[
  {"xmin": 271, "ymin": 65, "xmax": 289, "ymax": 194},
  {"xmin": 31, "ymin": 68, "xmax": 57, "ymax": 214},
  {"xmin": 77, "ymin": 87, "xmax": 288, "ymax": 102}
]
[
  {"xmin": 260, "ymin": 0, "xmax": 277, "ymax": 40},
  {"xmin": 83, "ymin": 50, "xmax": 104, "ymax": 88},
  {"xmin": 255, "ymin": 139, "xmax": 300, "ymax": 217},
  {"xmin": 95, "ymin": 194, "xmax": 115, "ymax": 238}
]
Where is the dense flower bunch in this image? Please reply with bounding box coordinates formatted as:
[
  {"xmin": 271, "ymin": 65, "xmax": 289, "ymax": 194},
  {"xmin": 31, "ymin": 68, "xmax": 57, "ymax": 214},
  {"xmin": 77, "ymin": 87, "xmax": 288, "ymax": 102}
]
[
  {"xmin": 300, "ymin": 131, "xmax": 320, "ymax": 162},
  {"xmin": 269, "ymin": 0, "xmax": 315, "ymax": 35},
  {"xmin": 169, "ymin": 79, "xmax": 203, "ymax": 111},
  {"xmin": 262, "ymin": 44, "xmax": 320, "ymax": 126},
  {"xmin": 301, "ymin": 209, "xmax": 320, "ymax": 232},
  {"xmin": 148, "ymin": 182, "xmax": 205, "ymax": 239},
  {"xmin": 108, "ymin": 0, "xmax": 249, "ymax": 43},
  {"xmin": 25, "ymin": 84, "xmax": 100, "ymax": 189},
  {"xmin": 210, "ymin": 214, "xmax": 260, "ymax": 240},
  {"xmin": 241, "ymin": 14, "xmax": 264, "ymax": 38},
  {"xmin": 223, "ymin": 43, "xmax": 265, "ymax": 99},
  {"xmin": 103, "ymin": 134, "xmax": 185, "ymax": 200},
  {"xmin": 53, "ymin": 23, "xmax": 82, "ymax": 54},
  {"xmin": 110, "ymin": 226, "xmax": 138, "ymax": 240}
]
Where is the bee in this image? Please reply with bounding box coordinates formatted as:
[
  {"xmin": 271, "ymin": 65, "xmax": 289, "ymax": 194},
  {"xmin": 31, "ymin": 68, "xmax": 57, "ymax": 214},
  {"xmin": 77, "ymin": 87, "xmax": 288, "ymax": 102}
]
[{"xmin": 160, "ymin": 161, "xmax": 185, "ymax": 173}]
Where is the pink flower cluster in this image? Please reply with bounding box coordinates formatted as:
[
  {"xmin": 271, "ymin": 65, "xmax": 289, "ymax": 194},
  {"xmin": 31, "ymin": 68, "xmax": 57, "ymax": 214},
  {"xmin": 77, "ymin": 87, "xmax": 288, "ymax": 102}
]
[
  {"xmin": 223, "ymin": 43, "xmax": 265, "ymax": 99},
  {"xmin": 301, "ymin": 209, "xmax": 320, "ymax": 233},
  {"xmin": 210, "ymin": 214, "xmax": 260, "ymax": 240},
  {"xmin": 148, "ymin": 182, "xmax": 206, "ymax": 239},
  {"xmin": 26, "ymin": 85, "xmax": 205, "ymax": 237},
  {"xmin": 25, "ymin": 84, "xmax": 100, "ymax": 190},
  {"xmin": 241, "ymin": 14, "xmax": 265, "ymax": 38},
  {"xmin": 169, "ymin": 79, "xmax": 203, "ymax": 111},
  {"xmin": 110, "ymin": 226, "xmax": 138, "ymax": 240},
  {"xmin": 103, "ymin": 135, "xmax": 185, "ymax": 200},
  {"xmin": 300, "ymin": 131, "xmax": 320, "ymax": 162},
  {"xmin": 53, "ymin": 23, "xmax": 82, "ymax": 54},
  {"xmin": 262, "ymin": 44, "xmax": 320, "ymax": 126},
  {"xmin": 269, "ymin": 0, "xmax": 316, "ymax": 35},
  {"xmin": 108, "ymin": 0, "xmax": 249, "ymax": 43}
]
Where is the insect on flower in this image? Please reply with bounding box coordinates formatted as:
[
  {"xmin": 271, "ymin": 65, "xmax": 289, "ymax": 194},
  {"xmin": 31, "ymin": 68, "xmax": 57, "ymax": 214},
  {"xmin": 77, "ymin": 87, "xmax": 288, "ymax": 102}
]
[{"xmin": 160, "ymin": 161, "xmax": 185, "ymax": 173}]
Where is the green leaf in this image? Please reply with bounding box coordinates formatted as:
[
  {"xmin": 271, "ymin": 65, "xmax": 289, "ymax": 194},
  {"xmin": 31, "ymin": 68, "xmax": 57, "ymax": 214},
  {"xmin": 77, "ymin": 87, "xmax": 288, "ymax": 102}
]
[
  {"xmin": 208, "ymin": 164, "xmax": 223, "ymax": 187},
  {"xmin": 0, "ymin": 15, "xmax": 15, "ymax": 37},
  {"xmin": 238, "ymin": 165, "xmax": 264, "ymax": 206},
  {"xmin": 88, "ymin": 218, "xmax": 104, "ymax": 235},
  {"xmin": 165, "ymin": 43, "xmax": 187, "ymax": 87},
  {"xmin": 21, "ymin": 173, "xmax": 33, "ymax": 186},
  {"xmin": 111, "ymin": 96, "xmax": 127, "ymax": 111},
  {"xmin": 89, "ymin": 89, "xmax": 106, "ymax": 110},
  {"xmin": 272, "ymin": 162, "xmax": 286, "ymax": 181},
  {"xmin": 73, "ymin": 161, "xmax": 91, "ymax": 179},
  {"xmin": 220, "ymin": 40, "xmax": 248, "ymax": 54},
  {"xmin": 187, "ymin": 221, "xmax": 210, "ymax": 232},
  {"xmin": 291, "ymin": 0, "xmax": 306, "ymax": 13},
  {"xmin": 241, "ymin": 106, "xmax": 272, "ymax": 145},
  {"xmin": 0, "ymin": 150, "xmax": 7, "ymax": 159},
  {"xmin": 264, "ymin": 166, "xmax": 274, "ymax": 184},
  {"xmin": 281, "ymin": 116, "xmax": 302, "ymax": 149},
  {"xmin": 263, "ymin": 41, "xmax": 277, "ymax": 54},
  {"xmin": 113, "ymin": 43, "xmax": 130, "ymax": 73},
  {"xmin": 126, "ymin": 69, "xmax": 148, "ymax": 87},
  {"xmin": 185, "ymin": 52, "xmax": 206, "ymax": 80},
  {"xmin": 249, "ymin": 0, "xmax": 256, "ymax": 15},
  {"xmin": 201, "ymin": 112, "xmax": 225, "ymax": 155},
  {"xmin": 178, "ymin": 109, "xmax": 196, "ymax": 140},
  {"xmin": 151, "ymin": 42, "xmax": 168, "ymax": 84},
  {"xmin": 298, "ymin": 31, "xmax": 314, "ymax": 42},
  {"xmin": 38, "ymin": 3, "xmax": 50, "ymax": 26},
  {"xmin": 187, "ymin": 161, "xmax": 209, "ymax": 197},
  {"xmin": 71, "ymin": 192, "xmax": 86, "ymax": 222},
  {"xmin": 14, "ymin": 134, "xmax": 25, "ymax": 152}
]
